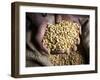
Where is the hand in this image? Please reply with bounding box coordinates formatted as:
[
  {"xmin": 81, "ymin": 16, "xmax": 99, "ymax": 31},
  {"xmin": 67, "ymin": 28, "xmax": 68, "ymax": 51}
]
[
  {"xmin": 55, "ymin": 14, "xmax": 81, "ymax": 53},
  {"xmin": 26, "ymin": 13, "xmax": 55, "ymax": 54},
  {"xmin": 55, "ymin": 14, "xmax": 89, "ymax": 54}
]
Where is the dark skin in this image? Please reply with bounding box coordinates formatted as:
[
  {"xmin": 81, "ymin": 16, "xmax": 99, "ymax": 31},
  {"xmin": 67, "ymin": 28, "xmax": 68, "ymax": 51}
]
[
  {"xmin": 26, "ymin": 13, "xmax": 55, "ymax": 54},
  {"xmin": 26, "ymin": 13, "xmax": 88, "ymax": 55}
]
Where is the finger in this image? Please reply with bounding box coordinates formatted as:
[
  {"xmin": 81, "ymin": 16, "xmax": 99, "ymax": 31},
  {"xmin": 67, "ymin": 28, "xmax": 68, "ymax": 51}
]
[
  {"xmin": 55, "ymin": 14, "xmax": 62, "ymax": 24},
  {"xmin": 38, "ymin": 40, "xmax": 49, "ymax": 54}
]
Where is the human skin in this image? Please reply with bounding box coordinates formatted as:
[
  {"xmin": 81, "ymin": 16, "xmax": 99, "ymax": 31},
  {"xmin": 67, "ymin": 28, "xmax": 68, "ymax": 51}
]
[
  {"xmin": 26, "ymin": 13, "xmax": 55, "ymax": 54},
  {"xmin": 26, "ymin": 13, "xmax": 89, "ymax": 66},
  {"xmin": 26, "ymin": 13, "xmax": 89, "ymax": 54}
]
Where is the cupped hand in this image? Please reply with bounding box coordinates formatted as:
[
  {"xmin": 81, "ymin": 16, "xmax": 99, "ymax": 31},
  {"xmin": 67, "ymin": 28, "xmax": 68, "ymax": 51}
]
[{"xmin": 26, "ymin": 13, "xmax": 55, "ymax": 54}]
